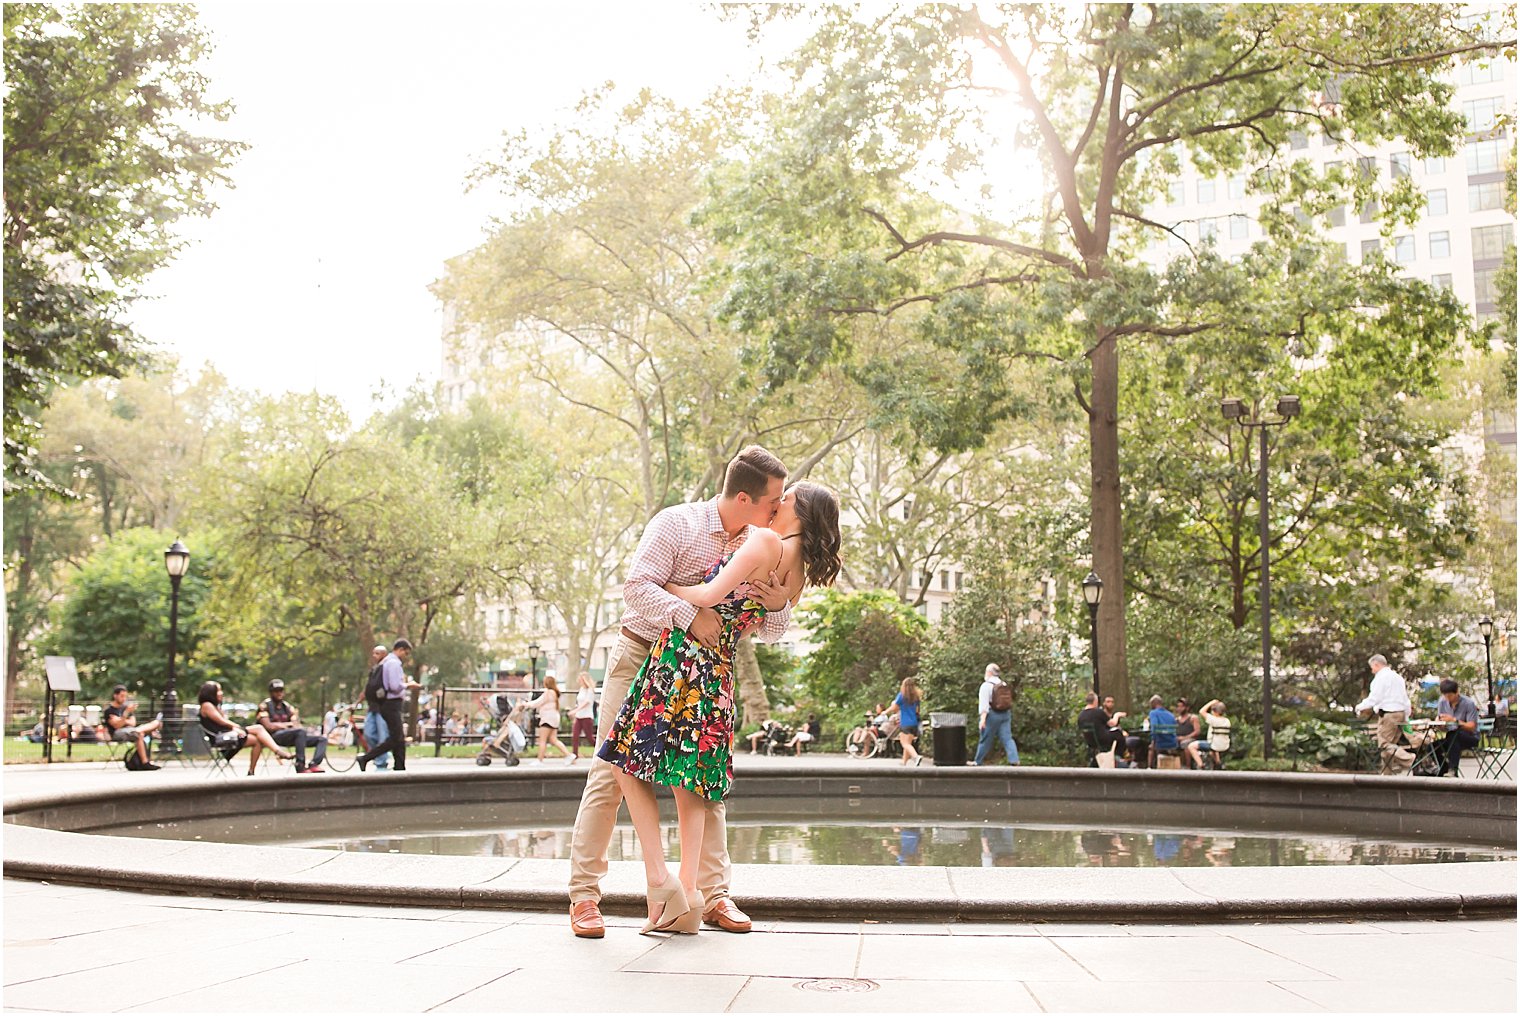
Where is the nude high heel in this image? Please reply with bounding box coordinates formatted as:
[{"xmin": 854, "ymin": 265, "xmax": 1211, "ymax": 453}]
[{"xmin": 640, "ymin": 875, "xmax": 698, "ymax": 935}]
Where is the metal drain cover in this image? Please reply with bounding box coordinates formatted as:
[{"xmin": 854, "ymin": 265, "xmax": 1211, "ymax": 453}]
[{"xmin": 795, "ymin": 978, "xmax": 879, "ymax": 993}]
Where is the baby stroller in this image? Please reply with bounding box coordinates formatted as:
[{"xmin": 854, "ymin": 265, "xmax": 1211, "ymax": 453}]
[{"xmin": 475, "ymin": 694, "xmax": 526, "ymax": 767}]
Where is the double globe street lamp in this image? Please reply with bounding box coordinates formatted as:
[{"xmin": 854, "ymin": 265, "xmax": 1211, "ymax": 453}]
[{"xmin": 1220, "ymin": 395, "xmax": 1301, "ymax": 760}]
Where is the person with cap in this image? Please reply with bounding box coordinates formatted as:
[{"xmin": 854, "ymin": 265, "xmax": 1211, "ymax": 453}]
[
  {"xmin": 103, "ymin": 684, "xmax": 163, "ymax": 771},
  {"xmin": 971, "ymin": 663, "xmax": 1019, "ymax": 766},
  {"xmin": 257, "ymin": 679, "xmax": 328, "ymax": 774},
  {"xmin": 358, "ymin": 638, "xmax": 419, "ymax": 772}
]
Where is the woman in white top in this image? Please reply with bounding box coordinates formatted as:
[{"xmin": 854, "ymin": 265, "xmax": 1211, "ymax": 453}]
[
  {"xmin": 568, "ymin": 671, "xmax": 597, "ymax": 763},
  {"xmin": 524, "ymin": 675, "xmax": 570, "ymax": 762}
]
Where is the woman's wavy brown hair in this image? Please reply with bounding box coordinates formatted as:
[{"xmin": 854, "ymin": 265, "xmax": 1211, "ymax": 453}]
[{"xmin": 790, "ymin": 481, "xmax": 842, "ymax": 588}]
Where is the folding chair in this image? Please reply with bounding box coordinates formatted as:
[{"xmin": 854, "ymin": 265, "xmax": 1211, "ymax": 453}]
[
  {"xmin": 1078, "ymin": 724, "xmax": 1101, "ymax": 767},
  {"xmin": 1475, "ymin": 716, "xmax": 1516, "ymax": 780},
  {"xmin": 1148, "ymin": 721, "xmax": 1182, "ymax": 768},
  {"xmin": 183, "ymin": 724, "xmax": 239, "ymax": 777}
]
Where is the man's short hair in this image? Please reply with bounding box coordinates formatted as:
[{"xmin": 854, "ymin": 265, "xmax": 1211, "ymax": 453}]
[
  {"xmin": 111, "ymin": 684, "xmax": 128, "ymax": 695},
  {"xmin": 1084, "ymin": 691, "xmax": 1098, "ymax": 705},
  {"xmin": 393, "ymin": 637, "xmax": 413, "ymax": 652},
  {"xmin": 1439, "ymin": 678, "xmax": 1459, "ymax": 695},
  {"xmin": 372, "ymin": 644, "xmax": 387, "ymax": 654},
  {"xmin": 985, "ymin": 663, "xmax": 1001, "ymax": 678},
  {"xmin": 1369, "ymin": 653, "xmax": 1388, "ymax": 667},
  {"xmin": 722, "ymin": 445, "xmax": 786, "ymax": 500},
  {"xmin": 1148, "ymin": 695, "xmax": 1164, "ymax": 708}
]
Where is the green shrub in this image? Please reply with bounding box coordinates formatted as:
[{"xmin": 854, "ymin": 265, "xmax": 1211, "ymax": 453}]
[{"xmin": 1276, "ymin": 716, "xmax": 1371, "ymax": 771}]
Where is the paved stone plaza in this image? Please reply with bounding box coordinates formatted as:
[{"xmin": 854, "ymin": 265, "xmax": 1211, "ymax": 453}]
[{"xmin": 3, "ymin": 758, "xmax": 1515, "ymax": 1013}]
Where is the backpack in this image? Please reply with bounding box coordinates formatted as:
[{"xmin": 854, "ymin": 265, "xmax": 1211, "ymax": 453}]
[
  {"xmin": 988, "ymin": 681, "xmax": 1012, "ymax": 713},
  {"xmin": 364, "ymin": 660, "xmax": 387, "ymax": 706}
]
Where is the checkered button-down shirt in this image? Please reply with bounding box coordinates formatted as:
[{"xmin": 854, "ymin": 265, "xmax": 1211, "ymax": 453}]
[{"xmin": 621, "ymin": 498, "xmax": 792, "ymax": 643}]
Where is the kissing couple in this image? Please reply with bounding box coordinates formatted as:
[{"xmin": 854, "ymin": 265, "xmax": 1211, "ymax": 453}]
[{"xmin": 566, "ymin": 445, "xmax": 842, "ymax": 937}]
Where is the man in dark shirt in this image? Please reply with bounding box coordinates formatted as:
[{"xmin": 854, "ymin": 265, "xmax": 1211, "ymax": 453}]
[
  {"xmin": 257, "ymin": 680, "xmax": 328, "ymax": 773},
  {"xmin": 103, "ymin": 684, "xmax": 162, "ymax": 770},
  {"xmin": 1077, "ymin": 692, "xmax": 1128, "ymax": 762},
  {"xmin": 1434, "ymin": 678, "xmax": 1481, "ymax": 777}
]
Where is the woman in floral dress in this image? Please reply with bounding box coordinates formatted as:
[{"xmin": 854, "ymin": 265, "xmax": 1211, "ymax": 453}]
[{"xmin": 598, "ymin": 482, "xmax": 841, "ymax": 933}]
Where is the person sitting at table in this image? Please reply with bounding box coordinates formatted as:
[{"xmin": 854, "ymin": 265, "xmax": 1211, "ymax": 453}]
[
  {"xmin": 1187, "ymin": 699, "xmax": 1232, "ymax": 769},
  {"xmin": 1146, "ymin": 695, "xmax": 1180, "ymax": 767},
  {"xmin": 1174, "ymin": 698, "xmax": 1203, "ymax": 765},
  {"xmin": 1077, "ymin": 692, "xmax": 1130, "ymax": 763},
  {"xmin": 1433, "ymin": 678, "xmax": 1480, "ymax": 777}
]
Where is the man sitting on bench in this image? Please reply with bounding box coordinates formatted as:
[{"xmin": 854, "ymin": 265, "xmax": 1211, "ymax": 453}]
[
  {"xmin": 103, "ymin": 684, "xmax": 162, "ymax": 771},
  {"xmin": 258, "ymin": 680, "xmax": 328, "ymax": 774}
]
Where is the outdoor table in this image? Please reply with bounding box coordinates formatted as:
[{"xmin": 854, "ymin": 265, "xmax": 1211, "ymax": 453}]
[{"xmin": 1403, "ymin": 719, "xmax": 1447, "ymax": 777}]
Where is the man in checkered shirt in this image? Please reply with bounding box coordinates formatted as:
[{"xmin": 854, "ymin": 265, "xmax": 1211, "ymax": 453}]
[{"xmin": 567, "ymin": 446, "xmax": 795, "ymax": 938}]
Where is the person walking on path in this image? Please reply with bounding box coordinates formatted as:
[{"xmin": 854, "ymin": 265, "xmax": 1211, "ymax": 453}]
[
  {"xmin": 358, "ymin": 639, "xmax": 419, "ymax": 772},
  {"xmin": 971, "ymin": 663, "xmax": 1019, "ymax": 766},
  {"xmin": 597, "ymin": 478, "xmax": 842, "ymax": 935},
  {"xmin": 567, "ymin": 671, "xmax": 597, "ymax": 762},
  {"xmin": 359, "ymin": 644, "xmax": 392, "ymax": 770},
  {"xmin": 1355, "ymin": 653, "xmax": 1414, "ymax": 776},
  {"xmin": 525, "ymin": 675, "xmax": 571, "ymax": 762},
  {"xmin": 564, "ymin": 446, "xmax": 797, "ymax": 940},
  {"xmin": 885, "ymin": 676, "xmax": 924, "ymax": 766}
]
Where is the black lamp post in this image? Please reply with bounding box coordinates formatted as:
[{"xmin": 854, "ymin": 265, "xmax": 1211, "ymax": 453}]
[
  {"xmin": 1479, "ymin": 616, "xmax": 1495, "ymax": 715},
  {"xmin": 1221, "ymin": 395, "xmax": 1300, "ymax": 759},
  {"xmin": 161, "ymin": 540, "xmax": 190, "ymax": 749},
  {"xmin": 527, "ymin": 641, "xmax": 541, "ymax": 687},
  {"xmin": 1081, "ymin": 571, "xmax": 1103, "ymax": 697}
]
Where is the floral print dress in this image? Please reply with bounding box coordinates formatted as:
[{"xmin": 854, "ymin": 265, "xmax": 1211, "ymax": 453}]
[{"xmin": 597, "ymin": 554, "xmax": 767, "ymax": 801}]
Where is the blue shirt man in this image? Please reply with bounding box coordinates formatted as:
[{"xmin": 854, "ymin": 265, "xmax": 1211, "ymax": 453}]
[{"xmin": 1147, "ymin": 695, "xmax": 1179, "ymax": 751}]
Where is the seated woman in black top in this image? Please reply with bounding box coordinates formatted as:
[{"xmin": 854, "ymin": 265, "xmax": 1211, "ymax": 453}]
[{"xmin": 197, "ymin": 681, "xmax": 293, "ymax": 775}]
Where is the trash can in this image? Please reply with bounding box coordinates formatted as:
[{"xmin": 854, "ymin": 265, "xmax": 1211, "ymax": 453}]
[{"xmin": 929, "ymin": 712, "xmax": 968, "ymax": 767}]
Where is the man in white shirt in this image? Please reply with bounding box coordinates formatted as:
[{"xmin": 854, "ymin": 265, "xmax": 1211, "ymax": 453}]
[
  {"xmin": 971, "ymin": 663, "xmax": 1019, "ymax": 766},
  {"xmin": 1355, "ymin": 654, "xmax": 1414, "ymax": 775}
]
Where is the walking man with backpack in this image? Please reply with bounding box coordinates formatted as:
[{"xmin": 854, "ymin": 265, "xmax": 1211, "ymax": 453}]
[
  {"xmin": 972, "ymin": 663, "xmax": 1019, "ymax": 766},
  {"xmin": 359, "ymin": 644, "xmax": 392, "ymax": 770},
  {"xmin": 358, "ymin": 638, "xmax": 419, "ymax": 772}
]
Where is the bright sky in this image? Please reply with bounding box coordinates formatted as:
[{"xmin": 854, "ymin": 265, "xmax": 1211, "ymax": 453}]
[{"xmin": 127, "ymin": 2, "xmax": 788, "ymax": 417}]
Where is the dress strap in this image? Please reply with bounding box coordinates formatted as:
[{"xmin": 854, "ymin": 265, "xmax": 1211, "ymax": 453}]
[{"xmin": 780, "ymin": 533, "xmax": 802, "ymax": 541}]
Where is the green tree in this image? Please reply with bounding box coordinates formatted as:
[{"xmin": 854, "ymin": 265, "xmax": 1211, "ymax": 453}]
[
  {"xmin": 44, "ymin": 527, "xmax": 255, "ymax": 701},
  {"xmin": 710, "ymin": 3, "xmax": 1510, "ymax": 708},
  {"xmin": 794, "ymin": 588, "xmax": 927, "ymax": 729},
  {"xmin": 3, "ymin": 4, "xmax": 244, "ymax": 491}
]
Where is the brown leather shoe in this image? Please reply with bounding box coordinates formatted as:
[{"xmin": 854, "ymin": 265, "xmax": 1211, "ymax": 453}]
[
  {"xmin": 570, "ymin": 899, "xmax": 605, "ymax": 939},
  {"xmin": 702, "ymin": 897, "xmax": 752, "ymax": 933}
]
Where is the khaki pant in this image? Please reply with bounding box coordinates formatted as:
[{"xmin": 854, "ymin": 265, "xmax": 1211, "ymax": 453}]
[
  {"xmin": 566, "ymin": 634, "xmax": 731, "ymax": 907},
  {"xmin": 1375, "ymin": 711, "xmax": 1414, "ymax": 775}
]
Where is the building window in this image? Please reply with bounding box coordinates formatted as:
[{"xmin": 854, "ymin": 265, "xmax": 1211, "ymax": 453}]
[
  {"xmin": 955, "ymin": 571, "xmax": 964, "ymax": 591},
  {"xmin": 1459, "ymin": 60, "xmax": 1503, "ymax": 85},
  {"xmin": 1428, "ymin": 231, "xmax": 1450, "ymax": 259},
  {"xmin": 1431, "ymin": 273, "xmax": 1452, "ymax": 291},
  {"xmin": 1196, "ymin": 178, "xmax": 1216, "ymax": 203},
  {"xmin": 1198, "ymin": 217, "xmax": 1218, "ymax": 241},
  {"xmin": 1166, "ymin": 222, "xmax": 1189, "ymax": 249},
  {"xmin": 1361, "ymin": 238, "xmax": 1381, "ymax": 260},
  {"xmin": 1392, "ymin": 235, "xmax": 1415, "ymax": 264},
  {"xmin": 1228, "ymin": 176, "xmax": 1246, "ymax": 200},
  {"xmin": 1390, "ymin": 152, "xmax": 1411, "ymax": 178},
  {"xmin": 1328, "ymin": 205, "xmax": 1346, "ymax": 227},
  {"xmin": 1463, "ymin": 96, "xmax": 1503, "ymax": 134},
  {"xmin": 902, "ymin": 498, "xmax": 913, "ymax": 520},
  {"xmin": 1426, "ymin": 189, "xmax": 1447, "ymax": 216},
  {"xmin": 1423, "ymin": 155, "xmax": 1445, "ymax": 175},
  {"xmin": 1472, "ymin": 224, "xmax": 1514, "ymax": 260},
  {"xmin": 1166, "ymin": 180, "xmax": 1184, "ymax": 206},
  {"xmin": 1469, "ymin": 180, "xmax": 1504, "ymax": 212},
  {"xmin": 940, "ymin": 570, "xmax": 950, "ymax": 591},
  {"xmin": 1288, "ymin": 131, "xmax": 1308, "ymax": 150},
  {"xmin": 496, "ymin": 608, "xmax": 505, "ymax": 633},
  {"xmin": 1356, "ymin": 156, "xmax": 1377, "ymax": 180},
  {"xmin": 1229, "ymin": 214, "xmax": 1249, "ymax": 239},
  {"xmin": 1359, "ymin": 200, "xmax": 1378, "ymax": 224},
  {"xmin": 1474, "ymin": 267, "xmax": 1498, "ymax": 305},
  {"xmin": 1467, "ymin": 139, "xmax": 1505, "ymax": 174}
]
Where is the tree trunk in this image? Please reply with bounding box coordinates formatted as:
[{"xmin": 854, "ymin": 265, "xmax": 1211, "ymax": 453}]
[
  {"xmin": 1089, "ymin": 325, "xmax": 1130, "ymax": 710},
  {"xmin": 734, "ymin": 635, "xmax": 769, "ymax": 728},
  {"xmin": 4, "ymin": 543, "xmax": 32, "ymax": 708}
]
